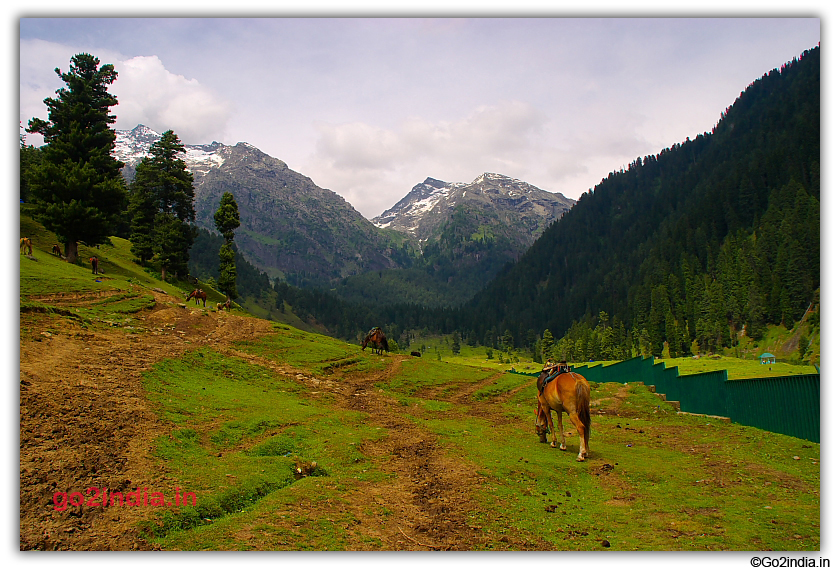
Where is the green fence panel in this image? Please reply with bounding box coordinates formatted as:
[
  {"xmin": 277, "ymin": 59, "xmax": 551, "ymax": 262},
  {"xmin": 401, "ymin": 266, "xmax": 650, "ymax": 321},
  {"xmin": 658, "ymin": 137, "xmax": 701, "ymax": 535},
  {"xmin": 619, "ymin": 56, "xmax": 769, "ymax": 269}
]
[
  {"xmin": 725, "ymin": 375, "xmax": 820, "ymax": 443},
  {"xmin": 673, "ymin": 370, "xmax": 730, "ymax": 418},
  {"xmin": 570, "ymin": 357, "xmax": 819, "ymax": 443}
]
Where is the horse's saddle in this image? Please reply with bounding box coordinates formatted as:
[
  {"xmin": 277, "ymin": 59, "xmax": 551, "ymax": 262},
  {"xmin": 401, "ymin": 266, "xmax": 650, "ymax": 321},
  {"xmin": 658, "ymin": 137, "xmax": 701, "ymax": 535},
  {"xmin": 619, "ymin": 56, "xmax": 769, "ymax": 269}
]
[{"xmin": 539, "ymin": 367, "xmax": 569, "ymax": 393}]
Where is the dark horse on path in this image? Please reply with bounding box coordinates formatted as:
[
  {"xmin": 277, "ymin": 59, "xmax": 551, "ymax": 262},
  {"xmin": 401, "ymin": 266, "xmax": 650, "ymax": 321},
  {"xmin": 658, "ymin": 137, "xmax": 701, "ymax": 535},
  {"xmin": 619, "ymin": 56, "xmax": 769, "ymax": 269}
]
[
  {"xmin": 361, "ymin": 327, "xmax": 389, "ymax": 355},
  {"xmin": 186, "ymin": 289, "xmax": 207, "ymax": 307},
  {"xmin": 534, "ymin": 364, "xmax": 591, "ymax": 461}
]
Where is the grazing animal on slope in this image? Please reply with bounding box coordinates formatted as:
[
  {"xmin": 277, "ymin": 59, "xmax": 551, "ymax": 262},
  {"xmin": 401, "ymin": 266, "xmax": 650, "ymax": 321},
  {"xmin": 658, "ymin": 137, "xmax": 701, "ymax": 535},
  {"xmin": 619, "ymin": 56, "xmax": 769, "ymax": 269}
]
[
  {"xmin": 361, "ymin": 327, "xmax": 389, "ymax": 355},
  {"xmin": 52, "ymin": 244, "xmax": 62, "ymax": 257},
  {"xmin": 186, "ymin": 289, "xmax": 207, "ymax": 307},
  {"xmin": 20, "ymin": 237, "xmax": 32, "ymax": 256},
  {"xmin": 534, "ymin": 365, "xmax": 591, "ymax": 461}
]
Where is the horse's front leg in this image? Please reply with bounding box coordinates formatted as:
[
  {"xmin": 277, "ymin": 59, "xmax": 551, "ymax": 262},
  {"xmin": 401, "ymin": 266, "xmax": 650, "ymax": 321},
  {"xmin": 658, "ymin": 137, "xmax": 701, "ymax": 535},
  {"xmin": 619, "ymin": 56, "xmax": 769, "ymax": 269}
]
[{"xmin": 544, "ymin": 408, "xmax": 558, "ymax": 448}]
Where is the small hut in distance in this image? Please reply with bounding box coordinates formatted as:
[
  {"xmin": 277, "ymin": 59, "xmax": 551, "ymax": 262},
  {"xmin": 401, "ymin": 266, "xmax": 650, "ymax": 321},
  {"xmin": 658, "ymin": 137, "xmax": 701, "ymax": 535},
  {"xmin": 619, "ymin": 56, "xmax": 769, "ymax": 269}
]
[{"xmin": 760, "ymin": 352, "xmax": 776, "ymax": 365}]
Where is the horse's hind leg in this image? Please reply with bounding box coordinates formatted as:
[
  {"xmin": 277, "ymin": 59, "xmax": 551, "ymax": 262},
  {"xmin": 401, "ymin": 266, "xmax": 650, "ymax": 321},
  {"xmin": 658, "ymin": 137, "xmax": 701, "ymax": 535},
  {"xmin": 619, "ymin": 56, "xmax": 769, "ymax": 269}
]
[
  {"xmin": 569, "ymin": 413, "xmax": 588, "ymax": 461},
  {"xmin": 556, "ymin": 412, "xmax": 567, "ymax": 451}
]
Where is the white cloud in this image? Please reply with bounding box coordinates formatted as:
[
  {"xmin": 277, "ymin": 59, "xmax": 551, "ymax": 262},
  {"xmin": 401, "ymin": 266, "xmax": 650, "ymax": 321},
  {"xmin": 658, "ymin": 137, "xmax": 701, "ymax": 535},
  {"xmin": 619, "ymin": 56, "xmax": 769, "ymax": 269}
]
[
  {"xmin": 19, "ymin": 41, "xmax": 232, "ymax": 147},
  {"xmin": 112, "ymin": 56, "xmax": 233, "ymax": 145},
  {"xmin": 305, "ymin": 101, "xmax": 552, "ymax": 217}
]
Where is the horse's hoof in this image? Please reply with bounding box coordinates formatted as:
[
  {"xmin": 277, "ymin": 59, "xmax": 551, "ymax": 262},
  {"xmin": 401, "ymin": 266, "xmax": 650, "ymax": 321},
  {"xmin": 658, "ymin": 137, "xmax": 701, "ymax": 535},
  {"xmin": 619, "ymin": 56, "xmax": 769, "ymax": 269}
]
[
  {"xmin": 559, "ymin": 444, "xmax": 567, "ymax": 451},
  {"xmin": 550, "ymin": 442, "xmax": 557, "ymax": 448},
  {"xmin": 576, "ymin": 456, "xmax": 586, "ymax": 462}
]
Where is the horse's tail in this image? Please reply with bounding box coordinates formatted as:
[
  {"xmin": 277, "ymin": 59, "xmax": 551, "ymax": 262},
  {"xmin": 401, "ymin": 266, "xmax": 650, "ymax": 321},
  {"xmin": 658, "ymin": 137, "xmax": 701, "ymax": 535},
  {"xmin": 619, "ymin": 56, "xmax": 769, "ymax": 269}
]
[{"xmin": 574, "ymin": 373, "xmax": 591, "ymax": 442}]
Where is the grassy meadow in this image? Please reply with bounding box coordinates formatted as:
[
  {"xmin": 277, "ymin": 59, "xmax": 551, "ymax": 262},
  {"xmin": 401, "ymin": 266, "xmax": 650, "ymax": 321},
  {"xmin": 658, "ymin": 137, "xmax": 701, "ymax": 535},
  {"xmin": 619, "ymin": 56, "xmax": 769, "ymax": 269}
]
[
  {"xmin": 20, "ymin": 215, "xmax": 820, "ymax": 551},
  {"xmin": 136, "ymin": 336, "xmax": 820, "ymax": 550}
]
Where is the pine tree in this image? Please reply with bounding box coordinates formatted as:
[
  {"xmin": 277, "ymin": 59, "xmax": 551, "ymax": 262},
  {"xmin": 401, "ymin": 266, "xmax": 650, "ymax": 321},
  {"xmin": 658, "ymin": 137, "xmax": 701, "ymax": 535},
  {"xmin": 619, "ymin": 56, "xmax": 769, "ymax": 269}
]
[
  {"xmin": 215, "ymin": 192, "xmax": 241, "ymax": 301},
  {"xmin": 130, "ymin": 130, "xmax": 196, "ymax": 279},
  {"xmin": 541, "ymin": 329, "xmax": 554, "ymax": 361},
  {"xmin": 127, "ymin": 181, "xmax": 156, "ymax": 265},
  {"xmin": 26, "ymin": 53, "xmax": 127, "ymax": 262}
]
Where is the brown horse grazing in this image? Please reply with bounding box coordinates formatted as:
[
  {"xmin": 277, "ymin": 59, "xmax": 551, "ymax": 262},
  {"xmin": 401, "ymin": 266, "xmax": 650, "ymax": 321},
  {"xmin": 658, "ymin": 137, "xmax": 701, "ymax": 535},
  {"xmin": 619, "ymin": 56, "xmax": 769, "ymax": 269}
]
[
  {"xmin": 216, "ymin": 299, "xmax": 232, "ymax": 312},
  {"xmin": 534, "ymin": 368, "xmax": 591, "ymax": 461},
  {"xmin": 52, "ymin": 244, "xmax": 62, "ymax": 257},
  {"xmin": 186, "ymin": 289, "xmax": 207, "ymax": 307},
  {"xmin": 361, "ymin": 327, "xmax": 389, "ymax": 355},
  {"xmin": 20, "ymin": 237, "xmax": 32, "ymax": 256}
]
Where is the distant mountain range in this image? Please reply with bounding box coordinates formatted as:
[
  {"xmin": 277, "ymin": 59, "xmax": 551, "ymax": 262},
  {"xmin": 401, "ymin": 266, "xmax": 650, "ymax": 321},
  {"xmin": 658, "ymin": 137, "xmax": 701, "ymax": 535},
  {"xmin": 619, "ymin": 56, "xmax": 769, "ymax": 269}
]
[
  {"xmin": 373, "ymin": 174, "xmax": 573, "ymax": 249},
  {"xmin": 114, "ymin": 125, "xmax": 573, "ymax": 301}
]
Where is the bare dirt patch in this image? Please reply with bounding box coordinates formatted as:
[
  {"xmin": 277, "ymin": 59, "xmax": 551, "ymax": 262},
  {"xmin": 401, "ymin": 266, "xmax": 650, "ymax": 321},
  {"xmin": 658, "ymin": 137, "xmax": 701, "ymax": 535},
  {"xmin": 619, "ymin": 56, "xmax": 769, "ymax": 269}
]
[{"xmin": 19, "ymin": 292, "xmax": 275, "ymax": 550}]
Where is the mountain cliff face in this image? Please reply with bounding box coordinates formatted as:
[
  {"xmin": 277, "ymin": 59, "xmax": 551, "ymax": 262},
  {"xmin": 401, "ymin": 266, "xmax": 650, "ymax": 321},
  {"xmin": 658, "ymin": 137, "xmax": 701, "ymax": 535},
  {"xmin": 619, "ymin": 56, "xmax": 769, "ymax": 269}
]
[
  {"xmin": 373, "ymin": 173, "xmax": 574, "ymax": 250},
  {"xmin": 115, "ymin": 125, "xmax": 413, "ymax": 284}
]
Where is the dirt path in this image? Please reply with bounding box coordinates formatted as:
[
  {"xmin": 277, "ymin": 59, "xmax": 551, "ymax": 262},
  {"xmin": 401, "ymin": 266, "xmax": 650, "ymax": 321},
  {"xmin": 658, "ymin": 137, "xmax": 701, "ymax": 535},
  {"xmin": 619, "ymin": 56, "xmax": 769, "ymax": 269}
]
[
  {"xmin": 19, "ymin": 292, "xmax": 275, "ymax": 550},
  {"xmin": 334, "ymin": 358, "xmax": 489, "ymax": 550},
  {"xmin": 20, "ymin": 291, "xmax": 513, "ymax": 550}
]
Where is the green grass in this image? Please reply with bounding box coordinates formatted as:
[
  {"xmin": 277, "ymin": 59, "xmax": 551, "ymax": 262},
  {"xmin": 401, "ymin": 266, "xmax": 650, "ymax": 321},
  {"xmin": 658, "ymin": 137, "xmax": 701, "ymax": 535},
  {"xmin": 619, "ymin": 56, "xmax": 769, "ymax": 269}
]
[
  {"xmin": 375, "ymin": 357, "xmax": 496, "ymax": 398},
  {"xmin": 658, "ymin": 355, "xmax": 818, "ymax": 379},
  {"xmin": 140, "ymin": 348, "xmax": 820, "ymax": 550},
  {"xmin": 20, "ymin": 213, "xmax": 228, "ymax": 313},
  {"xmin": 403, "ymin": 377, "xmax": 820, "ymax": 551},
  {"xmin": 235, "ymin": 323, "xmax": 388, "ymax": 378},
  {"xmin": 138, "ymin": 348, "xmax": 387, "ymax": 548}
]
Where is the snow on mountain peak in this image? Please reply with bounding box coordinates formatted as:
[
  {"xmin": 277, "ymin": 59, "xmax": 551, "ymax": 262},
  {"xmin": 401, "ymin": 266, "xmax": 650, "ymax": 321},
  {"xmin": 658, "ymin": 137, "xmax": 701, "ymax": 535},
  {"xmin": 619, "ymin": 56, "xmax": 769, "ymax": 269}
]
[{"xmin": 113, "ymin": 124, "xmax": 227, "ymax": 172}]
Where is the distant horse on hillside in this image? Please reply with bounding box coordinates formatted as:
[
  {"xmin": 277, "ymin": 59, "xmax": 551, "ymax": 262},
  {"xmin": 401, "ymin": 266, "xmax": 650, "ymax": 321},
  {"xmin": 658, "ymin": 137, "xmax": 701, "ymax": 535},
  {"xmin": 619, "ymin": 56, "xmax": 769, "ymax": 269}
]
[
  {"xmin": 20, "ymin": 237, "xmax": 32, "ymax": 256},
  {"xmin": 216, "ymin": 299, "xmax": 231, "ymax": 312},
  {"xmin": 362, "ymin": 327, "xmax": 389, "ymax": 355},
  {"xmin": 186, "ymin": 289, "xmax": 207, "ymax": 307},
  {"xmin": 534, "ymin": 365, "xmax": 591, "ymax": 462},
  {"xmin": 52, "ymin": 244, "xmax": 62, "ymax": 257}
]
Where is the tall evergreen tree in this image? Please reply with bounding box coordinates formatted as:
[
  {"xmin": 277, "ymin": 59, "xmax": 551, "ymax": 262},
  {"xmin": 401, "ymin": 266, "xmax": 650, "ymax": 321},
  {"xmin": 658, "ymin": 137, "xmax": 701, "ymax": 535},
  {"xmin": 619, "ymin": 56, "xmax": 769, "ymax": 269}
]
[
  {"xmin": 129, "ymin": 130, "xmax": 196, "ymax": 279},
  {"xmin": 127, "ymin": 181, "xmax": 156, "ymax": 265},
  {"xmin": 214, "ymin": 192, "xmax": 241, "ymax": 301},
  {"xmin": 26, "ymin": 53, "xmax": 127, "ymax": 262}
]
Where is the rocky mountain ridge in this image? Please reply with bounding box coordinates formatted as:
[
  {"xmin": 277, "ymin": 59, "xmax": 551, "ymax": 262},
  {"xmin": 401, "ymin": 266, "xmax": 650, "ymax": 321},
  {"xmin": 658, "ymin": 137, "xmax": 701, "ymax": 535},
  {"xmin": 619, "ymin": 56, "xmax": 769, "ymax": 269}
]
[
  {"xmin": 114, "ymin": 125, "xmax": 412, "ymax": 285},
  {"xmin": 373, "ymin": 173, "xmax": 574, "ymax": 250}
]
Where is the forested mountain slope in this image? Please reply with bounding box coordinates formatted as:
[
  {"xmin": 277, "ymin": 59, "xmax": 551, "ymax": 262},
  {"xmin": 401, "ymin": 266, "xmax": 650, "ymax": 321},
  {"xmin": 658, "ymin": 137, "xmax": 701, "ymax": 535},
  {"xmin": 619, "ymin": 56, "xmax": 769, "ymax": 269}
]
[
  {"xmin": 462, "ymin": 46, "xmax": 820, "ymax": 357},
  {"xmin": 332, "ymin": 173, "xmax": 573, "ymax": 308}
]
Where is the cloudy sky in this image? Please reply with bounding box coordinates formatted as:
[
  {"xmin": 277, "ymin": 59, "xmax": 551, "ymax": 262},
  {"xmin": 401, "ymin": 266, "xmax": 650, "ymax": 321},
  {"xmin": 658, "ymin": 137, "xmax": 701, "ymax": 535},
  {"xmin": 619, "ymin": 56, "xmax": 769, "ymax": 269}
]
[{"xmin": 19, "ymin": 15, "xmax": 820, "ymax": 219}]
